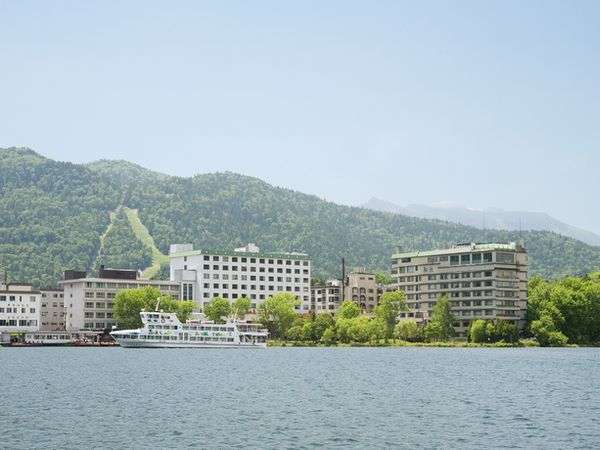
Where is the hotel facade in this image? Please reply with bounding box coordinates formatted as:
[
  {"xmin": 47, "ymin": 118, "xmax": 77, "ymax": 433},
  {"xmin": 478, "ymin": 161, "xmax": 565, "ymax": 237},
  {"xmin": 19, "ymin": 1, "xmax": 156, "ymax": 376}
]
[
  {"xmin": 0, "ymin": 283, "xmax": 42, "ymax": 342},
  {"xmin": 59, "ymin": 267, "xmax": 181, "ymax": 331},
  {"xmin": 308, "ymin": 270, "xmax": 381, "ymax": 313},
  {"xmin": 389, "ymin": 242, "xmax": 528, "ymax": 337},
  {"xmin": 40, "ymin": 288, "xmax": 66, "ymax": 331},
  {"xmin": 170, "ymin": 243, "xmax": 311, "ymax": 311}
]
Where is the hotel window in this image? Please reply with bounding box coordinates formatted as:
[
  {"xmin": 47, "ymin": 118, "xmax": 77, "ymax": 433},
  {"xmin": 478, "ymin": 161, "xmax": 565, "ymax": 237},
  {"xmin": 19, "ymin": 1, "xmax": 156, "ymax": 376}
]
[
  {"xmin": 496, "ymin": 252, "xmax": 515, "ymax": 264},
  {"xmin": 450, "ymin": 255, "xmax": 459, "ymax": 265},
  {"xmin": 183, "ymin": 283, "xmax": 194, "ymax": 300},
  {"xmin": 483, "ymin": 253, "xmax": 493, "ymax": 263}
]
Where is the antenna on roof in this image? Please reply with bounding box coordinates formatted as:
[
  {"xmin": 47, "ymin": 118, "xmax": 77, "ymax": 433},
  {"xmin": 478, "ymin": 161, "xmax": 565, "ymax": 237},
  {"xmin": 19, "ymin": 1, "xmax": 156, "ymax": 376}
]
[
  {"xmin": 518, "ymin": 216, "xmax": 524, "ymax": 246},
  {"xmin": 341, "ymin": 257, "xmax": 346, "ymax": 296}
]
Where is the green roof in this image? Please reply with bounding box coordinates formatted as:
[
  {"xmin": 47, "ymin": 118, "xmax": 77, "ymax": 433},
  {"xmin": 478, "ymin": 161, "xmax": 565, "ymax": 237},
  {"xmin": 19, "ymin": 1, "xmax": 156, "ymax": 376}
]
[
  {"xmin": 170, "ymin": 249, "xmax": 311, "ymax": 260},
  {"xmin": 392, "ymin": 242, "xmax": 523, "ymax": 259}
]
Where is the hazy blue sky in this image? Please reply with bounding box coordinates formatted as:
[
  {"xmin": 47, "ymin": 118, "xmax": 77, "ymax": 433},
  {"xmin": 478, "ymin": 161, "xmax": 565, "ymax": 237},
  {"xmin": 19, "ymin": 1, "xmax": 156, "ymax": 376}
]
[{"xmin": 1, "ymin": 1, "xmax": 599, "ymax": 233}]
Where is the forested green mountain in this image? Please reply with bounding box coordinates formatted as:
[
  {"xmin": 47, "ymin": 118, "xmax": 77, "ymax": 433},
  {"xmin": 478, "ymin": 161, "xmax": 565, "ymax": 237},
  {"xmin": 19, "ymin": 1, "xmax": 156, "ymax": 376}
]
[
  {"xmin": 93, "ymin": 208, "xmax": 153, "ymax": 272},
  {"xmin": 1, "ymin": 147, "xmax": 600, "ymax": 287}
]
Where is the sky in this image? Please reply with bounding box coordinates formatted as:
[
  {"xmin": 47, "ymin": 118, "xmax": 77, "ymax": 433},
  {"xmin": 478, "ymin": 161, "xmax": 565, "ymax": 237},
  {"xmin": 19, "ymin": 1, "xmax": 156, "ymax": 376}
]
[{"xmin": 1, "ymin": 1, "xmax": 599, "ymax": 234}]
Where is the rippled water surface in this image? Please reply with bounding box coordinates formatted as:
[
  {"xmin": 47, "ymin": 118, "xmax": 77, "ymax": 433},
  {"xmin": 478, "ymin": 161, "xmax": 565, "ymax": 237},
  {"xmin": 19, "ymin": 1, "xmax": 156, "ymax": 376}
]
[{"xmin": 1, "ymin": 347, "xmax": 599, "ymax": 449}]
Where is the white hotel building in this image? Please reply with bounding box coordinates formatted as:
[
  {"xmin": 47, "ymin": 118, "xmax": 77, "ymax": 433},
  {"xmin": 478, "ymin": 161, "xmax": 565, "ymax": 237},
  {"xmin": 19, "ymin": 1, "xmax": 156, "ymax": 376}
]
[
  {"xmin": 170, "ymin": 243, "xmax": 311, "ymax": 311},
  {"xmin": 0, "ymin": 283, "xmax": 42, "ymax": 342}
]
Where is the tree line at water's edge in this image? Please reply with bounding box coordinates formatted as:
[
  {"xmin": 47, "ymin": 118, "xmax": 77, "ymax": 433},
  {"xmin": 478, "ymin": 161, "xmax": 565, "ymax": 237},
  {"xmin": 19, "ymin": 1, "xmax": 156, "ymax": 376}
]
[
  {"xmin": 3, "ymin": 147, "xmax": 600, "ymax": 288},
  {"xmin": 113, "ymin": 271, "xmax": 600, "ymax": 347}
]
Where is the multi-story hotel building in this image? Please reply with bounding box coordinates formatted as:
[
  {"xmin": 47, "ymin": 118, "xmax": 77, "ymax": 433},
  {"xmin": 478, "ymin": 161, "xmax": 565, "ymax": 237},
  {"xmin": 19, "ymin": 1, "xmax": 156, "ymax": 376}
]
[
  {"xmin": 0, "ymin": 283, "xmax": 42, "ymax": 341},
  {"xmin": 170, "ymin": 243, "xmax": 311, "ymax": 311},
  {"xmin": 39, "ymin": 288, "xmax": 66, "ymax": 331},
  {"xmin": 309, "ymin": 279, "xmax": 342, "ymax": 312},
  {"xmin": 390, "ymin": 242, "xmax": 528, "ymax": 337},
  {"xmin": 345, "ymin": 270, "xmax": 379, "ymax": 312},
  {"xmin": 59, "ymin": 267, "xmax": 181, "ymax": 331},
  {"xmin": 307, "ymin": 270, "xmax": 381, "ymax": 313}
]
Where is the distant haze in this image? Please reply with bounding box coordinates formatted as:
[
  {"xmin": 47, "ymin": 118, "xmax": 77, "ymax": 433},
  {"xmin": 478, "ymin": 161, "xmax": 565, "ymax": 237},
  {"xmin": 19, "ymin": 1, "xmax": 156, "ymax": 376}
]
[
  {"xmin": 1, "ymin": 1, "xmax": 599, "ymax": 234},
  {"xmin": 363, "ymin": 198, "xmax": 600, "ymax": 247}
]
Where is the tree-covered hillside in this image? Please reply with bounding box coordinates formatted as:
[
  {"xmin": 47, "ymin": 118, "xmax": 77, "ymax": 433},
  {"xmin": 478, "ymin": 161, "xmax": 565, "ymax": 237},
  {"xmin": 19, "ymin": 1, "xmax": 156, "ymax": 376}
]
[
  {"xmin": 0, "ymin": 148, "xmax": 121, "ymax": 286},
  {"xmin": 1, "ymin": 147, "xmax": 600, "ymax": 286},
  {"xmin": 93, "ymin": 208, "xmax": 153, "ymax": 272}
]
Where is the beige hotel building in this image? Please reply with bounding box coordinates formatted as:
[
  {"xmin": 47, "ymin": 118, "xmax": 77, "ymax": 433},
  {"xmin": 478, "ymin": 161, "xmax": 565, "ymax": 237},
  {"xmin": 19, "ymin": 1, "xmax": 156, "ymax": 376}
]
[{"xmin": 390, "ymin": 242, "xmax": 528, "ymax": 337}]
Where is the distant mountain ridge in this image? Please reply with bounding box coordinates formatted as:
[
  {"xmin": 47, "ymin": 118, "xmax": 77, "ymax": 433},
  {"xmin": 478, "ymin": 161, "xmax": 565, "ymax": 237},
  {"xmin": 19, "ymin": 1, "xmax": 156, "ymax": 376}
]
[
  {"xmin": 2, "ymin": 146, "xmax": 600, "ymax": 287},
  {"xmin": 363, "ymin": 198, "xmax": 600, "ymax": 247}
]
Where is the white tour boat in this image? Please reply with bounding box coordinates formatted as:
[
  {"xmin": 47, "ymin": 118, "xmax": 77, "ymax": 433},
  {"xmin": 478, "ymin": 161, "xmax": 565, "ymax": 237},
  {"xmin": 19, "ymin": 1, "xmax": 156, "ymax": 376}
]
[{"xmin": 110, "ymin": 310, "xmax": 269, "ymax": 348}]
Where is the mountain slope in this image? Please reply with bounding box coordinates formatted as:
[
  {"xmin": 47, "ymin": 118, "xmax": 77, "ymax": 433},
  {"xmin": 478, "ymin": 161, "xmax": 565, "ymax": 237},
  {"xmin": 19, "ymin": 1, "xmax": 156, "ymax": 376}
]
[
  {"xmin": 0, "ymin": 147, "xmax": 121, "ymax": 286},
  {"xmin": 363, "ymin": 197, "xmax": 600, "ymax": 247},
  {"xmin": 2, "ymin": 147, "xmax": 600, "ymax": 286}
]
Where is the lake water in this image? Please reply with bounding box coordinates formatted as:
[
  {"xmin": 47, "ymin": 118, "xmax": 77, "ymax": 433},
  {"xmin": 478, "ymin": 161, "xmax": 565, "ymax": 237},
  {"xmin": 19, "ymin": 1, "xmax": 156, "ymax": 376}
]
[{"xmin": 1, "ymin": 347, "xmax": 599, "ymax": 449}]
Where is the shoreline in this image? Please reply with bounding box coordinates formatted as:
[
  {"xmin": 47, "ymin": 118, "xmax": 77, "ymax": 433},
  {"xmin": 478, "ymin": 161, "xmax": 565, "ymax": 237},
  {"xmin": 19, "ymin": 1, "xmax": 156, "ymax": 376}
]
[{"xmin": 267, "ymin": 339, "xmax": 588, "ymax": 348}]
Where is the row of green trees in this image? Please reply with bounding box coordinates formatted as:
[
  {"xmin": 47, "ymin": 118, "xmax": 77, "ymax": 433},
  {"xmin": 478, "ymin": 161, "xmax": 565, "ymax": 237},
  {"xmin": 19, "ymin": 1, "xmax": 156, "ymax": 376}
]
[
  {"xmin": 112, "ymin": 272, "xmax": 600, "ymax": 347},
  {"xmin": 113, "ymin": 288, "xmax": 516, "ymax": 345},
  {"xmin": 259, "ymin": 291, "xmax": 459, "ymax": 345}
]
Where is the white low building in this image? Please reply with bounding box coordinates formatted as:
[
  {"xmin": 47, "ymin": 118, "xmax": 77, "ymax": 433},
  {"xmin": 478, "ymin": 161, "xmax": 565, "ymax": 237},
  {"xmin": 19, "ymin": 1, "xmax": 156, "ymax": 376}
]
[{"xmin": 0, "ymin": 283, "xmax": 42, "ymax": 342}]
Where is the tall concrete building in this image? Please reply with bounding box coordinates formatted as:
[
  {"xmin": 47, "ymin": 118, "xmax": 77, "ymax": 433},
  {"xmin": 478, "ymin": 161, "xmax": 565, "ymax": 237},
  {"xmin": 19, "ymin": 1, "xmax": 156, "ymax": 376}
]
[
  {"xmin": 309, "ymin": 279, "xmax": 342, "ymax": 312},
  {"xmin": 59, "ymin": 267, "xmax": 181, "ymax": 331},
  {"xmin": 390, "ymin": 242, "xmax": 528, "ymax": 337},
  {"xmin": 0, "ymin": 283, "xmax": 42, "ymax": 341},
  {"xmin": 170, "ymin": 243, "xmax": 311, "ymax": 311},
  {"xmin": 40, "ymin": 288, "xmax": 66, "ymax": 331},
  {"xmin": 307, "ymin": 270, "xmax": 381, "ymax": 314}
]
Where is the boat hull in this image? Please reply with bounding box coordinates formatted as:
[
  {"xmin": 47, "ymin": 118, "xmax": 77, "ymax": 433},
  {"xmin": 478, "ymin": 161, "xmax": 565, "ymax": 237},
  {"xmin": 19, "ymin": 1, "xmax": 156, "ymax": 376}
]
[{"xmin": 114, "ymin": 338, "xmax": 266, "ymax": 349}]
